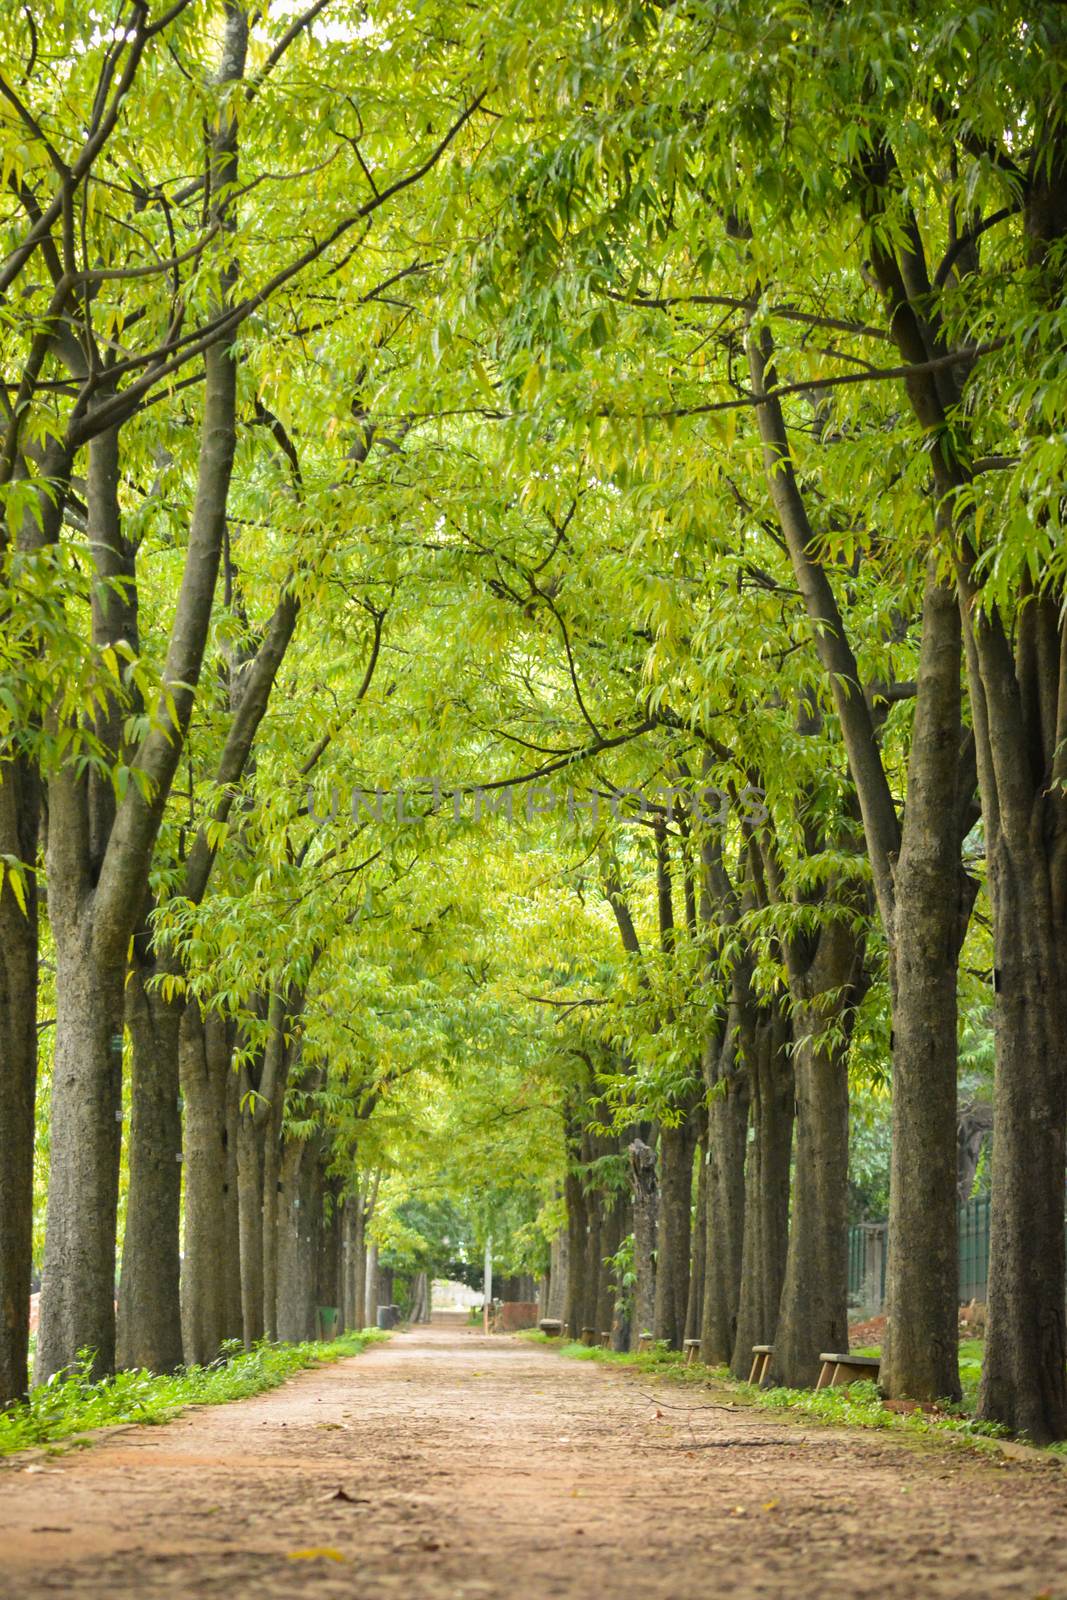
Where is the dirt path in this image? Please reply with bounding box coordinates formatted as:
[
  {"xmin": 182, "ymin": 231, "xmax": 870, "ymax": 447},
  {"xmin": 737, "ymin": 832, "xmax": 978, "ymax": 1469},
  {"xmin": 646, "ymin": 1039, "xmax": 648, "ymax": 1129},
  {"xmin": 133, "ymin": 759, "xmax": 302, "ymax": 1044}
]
[{"xmin": 2, "ymin": 1324, "xmax": 1065, "ymax": 1599}]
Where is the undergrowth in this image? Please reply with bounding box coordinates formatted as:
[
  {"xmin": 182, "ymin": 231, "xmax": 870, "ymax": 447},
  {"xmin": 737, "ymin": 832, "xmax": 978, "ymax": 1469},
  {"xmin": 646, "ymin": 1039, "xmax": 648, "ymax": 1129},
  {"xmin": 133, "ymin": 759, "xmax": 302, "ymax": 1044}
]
[
  {"xmin": 522, "ymin": 1332, "xmax": 1067, "ymax": 1455},
  {"xmin": 0, "ymin": 1329, "xmax": 387, "ymax": 1457}
]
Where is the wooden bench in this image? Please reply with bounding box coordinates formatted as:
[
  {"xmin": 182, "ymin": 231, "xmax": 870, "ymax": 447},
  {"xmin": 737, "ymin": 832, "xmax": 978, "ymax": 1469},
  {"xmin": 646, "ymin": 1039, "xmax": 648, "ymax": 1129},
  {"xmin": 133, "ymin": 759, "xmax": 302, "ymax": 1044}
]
[
  {"xmin": 683, "ymin": 1338, "xmax": 701, "ymax": 1366},
  {"xmin": 815, "ymin": 1352, "xmax": 881, "ymax": 1390},
  {"xmin": 537, "ymin": 1318, "xmax": 563, "ymax": 1337},
  {"xmin": 748, "ymin": 1344, "xmax": 773, "ymax": 1385}
]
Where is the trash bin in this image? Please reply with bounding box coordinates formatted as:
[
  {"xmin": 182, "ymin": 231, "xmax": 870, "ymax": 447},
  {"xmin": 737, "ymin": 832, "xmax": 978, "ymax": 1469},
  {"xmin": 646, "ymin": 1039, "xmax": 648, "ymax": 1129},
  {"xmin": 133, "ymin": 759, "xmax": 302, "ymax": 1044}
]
[
  {"xmin": 317, "ymin": 1306, "xmax": 339, "ymax": 1341},
  {"xmin": 376, "ymin": 1304, "xmax": 398, "ymax": 1330}
]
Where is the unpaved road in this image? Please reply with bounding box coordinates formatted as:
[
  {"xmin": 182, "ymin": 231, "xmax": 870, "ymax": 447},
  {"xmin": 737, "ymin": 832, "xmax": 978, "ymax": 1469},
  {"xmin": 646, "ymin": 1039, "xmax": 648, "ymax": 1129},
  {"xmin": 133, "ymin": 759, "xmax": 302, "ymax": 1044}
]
[{"xmin": 2, "ymin": 1324, "xmax": 1066, "ymax": 1598}]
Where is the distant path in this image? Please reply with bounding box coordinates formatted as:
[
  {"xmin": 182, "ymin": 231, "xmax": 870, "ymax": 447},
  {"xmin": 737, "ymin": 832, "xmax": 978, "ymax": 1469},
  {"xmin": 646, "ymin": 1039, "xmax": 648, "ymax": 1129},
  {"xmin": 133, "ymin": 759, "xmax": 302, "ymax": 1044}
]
[{"xmin": 2, "ymin": 1326, "xmax": 1066, "ymax": 1598}]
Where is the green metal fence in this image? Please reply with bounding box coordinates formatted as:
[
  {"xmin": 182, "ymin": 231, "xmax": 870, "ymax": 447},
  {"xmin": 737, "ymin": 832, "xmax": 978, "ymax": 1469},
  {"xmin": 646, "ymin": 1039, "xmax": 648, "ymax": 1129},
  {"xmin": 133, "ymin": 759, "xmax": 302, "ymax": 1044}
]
[
  {"xmin": 848, "ymin": 1224, "xmax": 865, "ymax": 1299},
  {"xmin": 848, "ymin": 1195, "xmax": 992, "ymax": 1310},
  {"xmin": 959, "ymin": 1195, "xmax": 992, "ymax": 1303}
]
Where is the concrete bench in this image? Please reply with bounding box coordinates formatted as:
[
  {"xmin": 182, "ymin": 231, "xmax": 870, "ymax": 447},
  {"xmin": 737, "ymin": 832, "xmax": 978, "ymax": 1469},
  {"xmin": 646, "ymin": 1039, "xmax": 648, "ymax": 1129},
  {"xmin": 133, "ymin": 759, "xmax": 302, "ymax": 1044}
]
[
  {"xmin": 538, "ymin": 1318, "xmax": 563, "ymax": 1337},
  {"xmin": 749, "ymin": 1344, "xmax": 773, "ymax": 1385},
  {"xmin": 683, "ymin": 1338, "xmax": 700, "ymax": 1366},
  {"xmin": 599, "ymin": 1331, "xmax": 612, "ymax": 1349},
  {"xmin": 580, "ymin": 1326, "xmax": 597, "ymax": 1347},
  {"xmin": 815, "ymin": 1352, "xmax": 881, "ymax": 1390}
]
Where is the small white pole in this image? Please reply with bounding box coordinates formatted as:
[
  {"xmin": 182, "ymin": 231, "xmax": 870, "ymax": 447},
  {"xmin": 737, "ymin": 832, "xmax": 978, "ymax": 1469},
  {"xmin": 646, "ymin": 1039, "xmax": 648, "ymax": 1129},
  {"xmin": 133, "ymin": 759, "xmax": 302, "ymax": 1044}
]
[{"xmin": 483, "ymin": 1235, "xmax": 492, "ymax": 1334}]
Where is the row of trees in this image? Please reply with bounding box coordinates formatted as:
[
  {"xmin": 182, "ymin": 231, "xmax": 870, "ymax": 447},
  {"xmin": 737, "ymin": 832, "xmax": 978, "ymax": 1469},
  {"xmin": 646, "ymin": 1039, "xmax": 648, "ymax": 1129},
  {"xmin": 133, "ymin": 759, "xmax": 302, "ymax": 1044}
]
[{"xmin": 2, "ymin": 0, "xmax": 1066, "ymax": 1443}]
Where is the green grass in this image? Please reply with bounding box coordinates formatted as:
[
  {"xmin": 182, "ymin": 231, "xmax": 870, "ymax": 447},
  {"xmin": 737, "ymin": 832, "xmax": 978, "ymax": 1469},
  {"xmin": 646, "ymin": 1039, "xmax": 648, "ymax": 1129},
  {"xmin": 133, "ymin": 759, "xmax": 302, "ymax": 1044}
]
[
  {"xmin": 522, "ymin": 1330, "xmax": 731, "ymax": 1385},
  {"xmin": 0, "ymin": 1329, "xmax": 387, "ymax": 1457},
  {"xmin": 522, "ymin": 1332, "xmax": 1065, "ymax": 1454}
]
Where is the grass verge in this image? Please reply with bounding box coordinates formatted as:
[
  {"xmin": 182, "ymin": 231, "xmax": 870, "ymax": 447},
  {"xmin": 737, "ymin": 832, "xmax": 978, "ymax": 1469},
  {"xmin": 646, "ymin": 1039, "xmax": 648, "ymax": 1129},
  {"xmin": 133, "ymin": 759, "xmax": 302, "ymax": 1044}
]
[
  {"xmin": 521, "ymin": 1332, "xmax": 1067, "ymax": 1458},
  {"xmin": 0, "ymin": 1329, "xmax": 387, "ymax": 1457}
]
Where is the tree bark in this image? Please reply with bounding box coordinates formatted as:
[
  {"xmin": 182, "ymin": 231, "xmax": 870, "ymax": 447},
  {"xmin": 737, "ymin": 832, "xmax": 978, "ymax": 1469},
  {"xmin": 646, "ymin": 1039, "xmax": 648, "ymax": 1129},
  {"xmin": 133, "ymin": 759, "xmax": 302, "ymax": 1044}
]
[
  {"xmin": 350, "ymin": 1197, "xmax": 367, "ymax": 1331},
  {"xmin": 684, "ymin": 1118, "xmax": 708, "ymax": 1345},
  {"xmin": 180, "ymin": 1007, "xmax": 233, "ymax": 1365},
  {"xmin": 564, "ymin": 1159, "xmax": 588, "ymax": 1341},
  {"xmin": 770, "ymin": 925, "xmax": 859, "ymax": 1389},
  {"xmin": 35, "ymin": 930, "xmax": 125, "ymax": 1382},
  {"xmin": 317, "ymin": 1175, "xmax": 342, "ymax": 1320},
  {"xmin": 977, "ymin": 840, "xmax": 1067, "ymax": 1439},
  {"xmin": 547, "ymin": 1227, "xmax": 567, "ymax": 1322},
  {"xmin": 0, "ymin": 758, "xmax": 40, "ymax": 1404},
  {"xmin": 881, "ymin": 571, "xmax": 969, "ymax": 1402},
  {"xmin": 731, "ymin": 1010, "xmax": 793, "ymax": 1378},
  {"xmin": 653, "ymin": 1116, "xmax": 697, "ymax": 1349},
  {"xmin": 276, "ymin": 1135, "xmax": 323, "ymax": 1343},
  {"xmin": 579, "ymin": 1127, "xmax": 606, "ymax": 1336},
  {"xmin": 628, "ymin": 1138, "xmax": 658, "ymax": 1347},
  {"xmin": 701, "ymin": 1034, "xmax": 749, "ymax": 1366},
  {"xmin": 221, "ymin": 1057, "xmax": 243, "ymax": 1340},
  {"xmin": 237, "ymin": 1090, "xmax": 265, "ymax": 1347},
  {"xmin": 116, "ymin": 970, "xmax": 183, "ymax": 1372},
  {"xmin": 595, "ymin": 1187, "xmax": 627, "ymax": 1343},
  {"xmin": 364, "ymin": 1243, "xmax": 379, "ymax": 1327},
  {"xmin": 340, "ymin": 1201, "xmax": 356, "ymax": 1329}
]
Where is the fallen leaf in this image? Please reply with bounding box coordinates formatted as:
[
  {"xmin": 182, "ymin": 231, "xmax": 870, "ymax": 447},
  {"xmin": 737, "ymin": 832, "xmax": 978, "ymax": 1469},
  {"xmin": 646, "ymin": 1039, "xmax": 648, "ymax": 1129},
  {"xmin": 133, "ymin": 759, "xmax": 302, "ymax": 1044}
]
[
  {"xmin": 762, "ymin": 1499, "xmax": 779, "ymax": 1512},
  {"xmin": 287, "ymin": 1548, "xmax": 344, "ymax": 1563},
  {"xmin": 326, "ymin": 1488, "xmax": 368, "ymax": 1504}
]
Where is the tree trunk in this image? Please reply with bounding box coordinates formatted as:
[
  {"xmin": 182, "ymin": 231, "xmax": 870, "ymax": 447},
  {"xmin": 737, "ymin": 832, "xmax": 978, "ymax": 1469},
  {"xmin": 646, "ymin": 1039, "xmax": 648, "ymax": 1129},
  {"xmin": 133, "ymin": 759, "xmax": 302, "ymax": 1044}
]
[
  {"xmin": 770, "ymin": 947, "xmax": 854, "ymax": 1388},
  {"xmin": 276, "ymin": 1136, "xmax": 322, "ymax": 1343},
  {"xmin": 180, "ymin": 1008, "xmax": 234, "ymax": 1365},
  {"xmin": 35, "ymin": 930, "xmax": 124, "ymax": 1383},
  {"xmin": 318, "ymin": 1175, "xmax": 341, "ymax": 1321},
  {"xmin": 595, "ymin": 1187, "xmax": 625, "ymax": 1341},
  {"xmin": 701, "ymin": 1036, "xmax": 749, "ymax": 1366},
  {"xmin": 653, "ymin": 1116, "xmax": 697, "ymax": 1349},
  {"xmin": 237, "ymin": 1100, "xmax": 265, "ymax": 1347},
  {"xmin": 0, "ymin": 759, "xmax": 39, "ymax": 1405},
  {"xmin": 364, "ymin": 1243, "xmax": 378, "ymax": 1327},
  {"xmin": 580, "ymin": 1131, "xmax": 603, "ymax": 1336},
  {"xmin": 409, "ymin": 1271, "xmax": 430, "ymax": 1324},
  {"xmin": 117, "ymin": 970, "xmax": 183, "ymax": 1372},
  {"xmin": 350, "ymin": 1198, "xmax": 367, "ymax": 1331},
  {"xmin": 563, "ymin": 1113, "xmax": 590, "ymax": 1340},
  {"xmin": 731, "ymin": 1011, "xmax": 793, "ymax": 1378},
  {"xmin": 261, "ymin": 1108, "xmax": 283, "ymax": 1342},
  {"xmin": 978, "ymin": 846, "xmax": 1067, "ymax": 1440},
  {"xmin": 881, "ymin": 571, "xmax": 968, "ymax": 1402},
  {"xmin": 221, "ymin": 1057, "xmax": 243, "ymax": 1340},
  {"xmin": 340, "ymin": 1201, "xmax": 356, "ymax": 1329},
  {"xmin": 547, "ymin": 1228, "xmax": 567, "ymax": 1322},
  {"xmin": 628, "ymin": 1138, "xmax": 657, "ymax": 1347},
  {"xmin": 684, "ymin": 1122, "xmax": 708, "ymax": 1345}
]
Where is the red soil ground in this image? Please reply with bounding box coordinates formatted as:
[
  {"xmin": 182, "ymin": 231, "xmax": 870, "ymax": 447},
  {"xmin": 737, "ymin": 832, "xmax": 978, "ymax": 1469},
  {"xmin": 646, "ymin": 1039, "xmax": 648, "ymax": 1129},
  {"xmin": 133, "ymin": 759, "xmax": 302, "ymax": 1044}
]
[{"xmin": 1, "ymin": 1323, "xmax": 1064, "ymax": 1599}]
